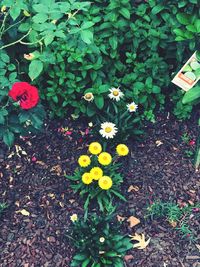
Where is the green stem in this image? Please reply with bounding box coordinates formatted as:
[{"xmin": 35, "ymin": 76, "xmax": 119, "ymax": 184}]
[{"xmin": 0, "ymin": 28, "xmax": 32, "ymax": 50}]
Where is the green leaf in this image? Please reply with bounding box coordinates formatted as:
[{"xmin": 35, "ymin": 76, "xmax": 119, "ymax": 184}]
[
  {"xmin": 94, "ymin": 95, "xmax": 104, "ymax": 109},
  {"xmin": 44, "ymin": 34, "xmax": 55, "ymax": 46},
  {"xmin": 28, "ymin": 60, "xmax": 43, "ymax": 81},
  {"xmin": 119, "ymin": 8, "xmax": 130, "ymax": 19},
  {"xmin": 3, "ymin": 131, "xmax": 14, "ymax": 147},
  {"xmin": 80, "ymin": 30, "xmax": 93, "ymax": 44},
  {"xmin": 32, "ymin": 13, "xmax": 48, "ymax": 23},
  {"xmin": 182, "ymin": 86, "xmax": 200, "ymax": 104},
  {"xmin": 109, "ymin": 36, "xmax": 118, "ymax": 50},
  {"xmin": 151, "ymin": 5, "xmax": 164, "ymax": 15},
  {"xmin": 10, "ymin": 6, "xmax": 21, "ymax": 21},
  {"xmin": 176, "ymin": 13, "xmax": 191, "ymax": 25},
  {"xmin": 0, "ymin": 114, "xmax": 5, "ymax": 124},
  {"xmin": 73, "ymin": 254, "xmax": 87, "ymax": 261},
  {"xmin": 82, "ymin": 258, "xmax": 91, "ymax": 267},
  {"xmin": 194, "ymin": 19, "xmax": 200, "ymax": 33},
  {"xmin": 81, "ymin": 21, "xmax": 95, "ymax": 29}
]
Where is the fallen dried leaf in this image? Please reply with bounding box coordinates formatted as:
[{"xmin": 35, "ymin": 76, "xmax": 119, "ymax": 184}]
[
  {"xmin": 48, "ymin": 193, "xmax": 56, "ymax": 199},
  {"xmin": 16, "ymin": 209, "xmax": 30, "ymax": 216},
  {"xmin": 169, "ymin": 220, "xmax": 177, "ymax": 228},
  {"xmin": 127, "ymin": 216, "xmax": 140, "ymax": 228},
  {"xmin": 128, "ymin": 185, "xmax": 140, "ymax": 193},
  {"xmin": 130, "ymin": 233, "xmax": 150, "ymax": 250},
  {"xmin": 117, "ymin": 215, "xmax": 126, "ymax": 222},
  {"xmin": 155, "ymin": 140, "xmax": 163, "ymax": 147},
  {"xmin": 124, "ymin": 254, "xmax": 134, "ymax": 262},
  {"xmin": 15, "ymin": 201, "xmax": 20, "ymax": 207},
  {"xmin": 50, "ymin": 165, "xmax": 62, "ymax": 176}
]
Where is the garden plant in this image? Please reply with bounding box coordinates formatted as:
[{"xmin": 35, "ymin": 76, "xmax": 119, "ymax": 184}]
[{"xmin": 0, "ymin": 1, "xmax": 200, "ymax": 267}]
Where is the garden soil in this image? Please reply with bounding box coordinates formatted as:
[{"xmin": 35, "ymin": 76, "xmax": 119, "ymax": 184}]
[{"xmin": 0, "ymin": 112, "xmax": 200, "ymax": 267}]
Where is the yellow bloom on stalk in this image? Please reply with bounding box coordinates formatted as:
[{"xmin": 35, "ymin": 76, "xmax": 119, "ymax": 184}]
[
  {"xmin": 1, "ymin": 6, "xmax": 6, "ymax": 13},
  {"xmin": 70, "ymin": 214, "xmax": 78, "ymax": 222},
  {"xmin": 82, "ymin": 172, "xmax": 93, "ymax": 184},
  {"xmin": 116, "ymin": 144, "xmax": 129, "ymax": 156},
  {"xmin": 98, "ymin": 152, "xmax": 112, "ymax": 166},
  {"xmin": 98, "ymin": 176, "xmax": 113, "ymax": 190},
  {"xmin": 78, "ymin": 155, "xmax": 91, "ymax": 167},
  {"xmin": 88, "ymin": 142, "xmax": 102, "ymax": 155},
  {"xmin": 90, "ymin": 167, "xmax": 103, "ymax": 180}
]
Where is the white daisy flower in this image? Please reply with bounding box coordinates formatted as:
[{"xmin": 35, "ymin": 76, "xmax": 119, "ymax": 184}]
[
  {"xmin": 108, "ymin": 87, "xmax": 124, "ymax": 101},
  {"xmin": 127, "ymin": 101, "xmax": 138, "ymax": 112},
  {"xmin": 83, "ymin": 92, "xmax": 94, "ymax": 102},
  {"xmin": 99, "ymin": 122, "xmax": 118, "ymax": 139}
]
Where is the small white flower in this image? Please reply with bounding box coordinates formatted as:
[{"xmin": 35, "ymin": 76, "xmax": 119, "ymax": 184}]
[
  {"xmin": 99, "ymin": 122, "xmax": 118, "ymax": 139},
  {"xmin": 108, "ymin": 87, "xmax": 124, "ymax": 101},
  {"xmin": 127, "ymin": 101, "xmax": 138, "ymax": 112},
  {"xmin": 83, "ymin": 92, "xmax": 94, "ymax": 102},
  {"xmin": 70, "ymin": 214, "xmax": 78, "ymax": 222},
  {"xmin": 99, "ymin": 237, "xmax": 105, "ymax": 243}
]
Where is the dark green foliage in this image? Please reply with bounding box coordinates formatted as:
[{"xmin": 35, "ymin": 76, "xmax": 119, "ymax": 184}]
[
  {"xmin": 146, "ymin": 200, "xmax": 200, "ymax": 239},
  {"xmin": 67, "ymin": 214, "xmax": 132, "ymax": 267},
  {"xmin": 0, "ymin": 203, "xmax": 7, "ymax": 217}
]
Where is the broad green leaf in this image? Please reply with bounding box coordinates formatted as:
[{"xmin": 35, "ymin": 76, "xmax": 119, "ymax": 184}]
[
  {"xmin": 32, "ymin": 13, "xmax": 48, "ymax": 23},
  {"xmin": 151, "ymin": 5, "xmax": 164, "ymax": 15},
  {"xmin": 10, "ymin": 6, "xmax": 21, "ymax": 20},
  {"xmin": 28, "ymin": 60, "xmax": 43, "ymax": 81},
  {"xmin": 176, "ymin": 13, "xmax": 191, "ymax": 25},
  {"xmin": 3, "ymin": 130, "xmax": 14, "ymax": 147},
  {"xmin": 44, "ymin": 34, "xmax": 55, "ymax": 46},
  {"xmin": 94, "ymin": 95, "xmax": 104, "ymax": 109},
  {"xmin": 119, "ymin": 8, "xmax": 130, "ymax": 19},
  {"xmin": 182, "ymin": 86, "xmax": 200, "ymax": 104},
  {"xmin": 80, "ymin": 30, "xmax": 93, "ymax": 44}
]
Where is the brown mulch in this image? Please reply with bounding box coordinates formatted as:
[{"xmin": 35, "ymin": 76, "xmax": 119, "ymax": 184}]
[{"xmin": 0, "ymin": 112, "xmax": 200, "ymax": 267}]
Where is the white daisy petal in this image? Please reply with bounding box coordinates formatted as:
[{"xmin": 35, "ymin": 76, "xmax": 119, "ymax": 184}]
[
  {"xmin": 127, "ymin": 101, "xmax": 138, "ymax": 112},
  {"xmin": 99, "ymin": 122, "xmax": 118, "ymax": 139},
  {"xmin": 108, "ymin": 87, "xmax": 124, "ymax": 101}
]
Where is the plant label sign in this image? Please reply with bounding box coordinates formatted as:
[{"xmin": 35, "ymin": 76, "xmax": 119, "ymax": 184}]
[{"xmin": 172, "ymin": 52, "xmax": 200, "ymax": 91}]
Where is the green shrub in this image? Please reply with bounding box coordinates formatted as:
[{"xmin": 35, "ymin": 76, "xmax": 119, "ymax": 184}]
[
  {"xmin": 67, "ymin": 213, "xmax": 132, "ymax": 267},
  {"xmin": 1, "ymin": 0, "xmax": 200, "ymax": 126}
]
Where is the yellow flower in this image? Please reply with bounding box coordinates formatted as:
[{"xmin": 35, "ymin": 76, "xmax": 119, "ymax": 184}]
[
  {"xmin": 82, "ymin": 172, "xmax": 93, "ymax": 184},
  {"xmin": 78, "ymin": 155, "xmax": 91, "ymax": 167},
  {"xmin": 98, "ymin": 152, "xmax": 112, "ymax": 166},
  {"xmin": 116, "ymin": 144, "xmax": 129, "ymax": 156},
  {"xmin": 90, "ymin": 167, "xmax": 103, "ymax": 180},
  {"xmin": 89, "ymin": 142, "xmax": 102, "ymax": 155},
  {"xmin": 70, "ymin": 214, "xmax": 78, "ymax": 222},
  {"xmin": 98, "ymin": 176, "xmax": 113, "ymax": 190}
]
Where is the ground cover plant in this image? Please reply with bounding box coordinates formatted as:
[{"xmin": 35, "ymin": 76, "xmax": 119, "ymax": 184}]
[
  {"xmin": 146, "ymin": 200, "xmax": 200, "ymax": 240},
  {"xmin": 1, "ymin": 1, "xmax": 200, "ymax": 267},
  {"xmin": 66, "ymin": 142, "xmax": 129, "ymax": 217},
  {"xmin": 67, "ymin": 213, "xmax": 132, "ymax": 267}
]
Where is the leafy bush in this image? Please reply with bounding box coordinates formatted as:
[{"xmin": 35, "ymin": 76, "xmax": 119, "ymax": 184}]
[
  {"xmin": 1, "ymin": 0, "xmax": 200, "ymax": 132},
  {"xmin": 67, "ymin": 213, "xmax": 132, "ymax": 267},
  {"xmin": 66, "ymin": 142, "xmax": 129, "ymax": 216},
  {"xmin": 0, "ymin": 50, "xmax": 45, "ymax": 146}
]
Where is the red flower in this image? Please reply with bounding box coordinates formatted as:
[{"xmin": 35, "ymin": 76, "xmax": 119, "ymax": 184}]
[
  {"xmin": 189, "ymin": 140, "xmax": 195, "ymax": 146},
  {"xmin": 9, "ymin": 82, "xmax": 39, "ymax": 109}
]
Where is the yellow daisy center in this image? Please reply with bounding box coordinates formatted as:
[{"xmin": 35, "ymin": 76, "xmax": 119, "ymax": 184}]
[
  {"xmin": 113, "ymin": 90, "xmax": 119, "ymax": 96},
  {"xmin": 130, "ymin": 105, "xmax": 136, "ymax": 111},
  {"xmin": 105, "ymin": 127, "xmax": 112, "ymax": 133}
]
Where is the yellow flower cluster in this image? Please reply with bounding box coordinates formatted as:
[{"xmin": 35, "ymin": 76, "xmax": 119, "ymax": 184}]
[{"xmin": 77, "ymin": 142, "xmax": 129, "ymax": 190}]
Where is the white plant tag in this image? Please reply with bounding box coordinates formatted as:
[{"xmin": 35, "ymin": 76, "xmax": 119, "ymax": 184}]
[{"xmin": 172, "ymin": 52, "xmax": 200, "ymax": 91}]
